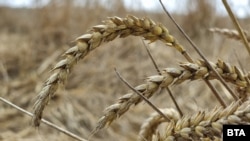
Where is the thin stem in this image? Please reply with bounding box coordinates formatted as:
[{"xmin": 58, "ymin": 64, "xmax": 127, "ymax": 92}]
[
  {"xmin": 141, "ymin": 40, "xmax": 161, "ymax": 74},
  {"xmin": 203, "ymin": 80, "xmax": 226, "ymax": 108},
  {"xmin": 0, "ymin": 97, "xmax": 88, "ymax": 141},
  {"xmin": 165, "ymin": 87, "xmax": 183, "ymax": 116},
  {"xmin": 142, "ymin": 40, "xmax": 183, "ymax": 116},
  {"xmin": 159, "ymin": 0, "xmax": 238, "ymax": 101},
  {"xmin": 222, "ymin": 0, "xmax": 250, "ymax": 55},
  {"xmin": 114, "ymin": 68, "xmax": 171, "ymax": 121}
]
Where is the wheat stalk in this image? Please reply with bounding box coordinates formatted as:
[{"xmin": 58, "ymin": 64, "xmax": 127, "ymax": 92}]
[
  {"xmin": 138, "ymin": 108, "xmax": 180, "ymax": 141},
  {"xmin": 158, "ymin": 99, "xmax": 250, "ymax": 141},
  {"xmin": 159, "ymin": 0, "xmax": 239, "ymax": 102},
  {"xmin": 94, "ymin": 59, "xmax": 250, "ymax": 133},
  {"xmin": 222, "ymin": 0, "xmax": 250, "ymax": 55},
  {"xmin": 209, "ymin": 28, "xmax": 250, "ymax": 42},
  {"xmin": 0, "ymin": 97, "xmax": 88, "ymax": 141},
  {"xmin": 32, "ymin": 15, "xmax": 192, "ymax": 127}
]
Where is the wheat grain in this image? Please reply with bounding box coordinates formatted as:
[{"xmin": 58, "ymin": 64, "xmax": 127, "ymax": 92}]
[
  {"xmin": 32, "ymin": 15, "xmax": 192, "ymax": 126},
  {"xmin": 94, "ymin": 59, "xmax": 250, "ymax": 133},
  {"xmin": 158, "ymin": 99, "xmax": 250, "ymax": 141},
  {"xmin": 209, "ymin": 27, "xmax": 250, "ymax": 42},
  {"xmin": 138, "ymin": 108, "xmax": 180, "ymax": 141}
]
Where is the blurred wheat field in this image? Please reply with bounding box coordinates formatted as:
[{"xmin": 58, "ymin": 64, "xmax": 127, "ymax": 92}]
[{"xmin": 0, "ymin": 0, "xmax": 249, "ymax": 141}]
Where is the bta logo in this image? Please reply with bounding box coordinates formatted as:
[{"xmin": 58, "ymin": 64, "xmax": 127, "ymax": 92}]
[{"xmin": 227, "ymin": 129, "xmax": 246, "ymax": 136}]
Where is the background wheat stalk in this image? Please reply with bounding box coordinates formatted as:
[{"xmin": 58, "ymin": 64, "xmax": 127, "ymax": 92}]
[{"xmin": 209, "ymin": 28, "xmax": 250, "ymax": 42}]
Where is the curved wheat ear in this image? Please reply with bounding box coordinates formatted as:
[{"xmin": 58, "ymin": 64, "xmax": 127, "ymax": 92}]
[
  {"xmin": 94, "ymin": 59, "xmax": 250, "ymax": 132},
  {"xmin": 209, "ymin": 27, "xmax": 250, "ymax": 42},
  {"xmin": 32, "ymin": 15, "xmax": 189, "ymax": 126},
  {"xmin": 138, "ymin": 108, "xmax": 180, "ymax": 141},
  {"xmin": 158, "ymin": 99, "xmax": 250, "ymax": 141}
]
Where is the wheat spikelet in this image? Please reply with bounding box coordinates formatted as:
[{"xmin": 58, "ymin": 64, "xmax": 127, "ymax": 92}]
[
  {"xmin": 209, "ymin": 27, "xmax": 250, "ymax": 42},
  {"xmin": 32, "ymin": 15, "xmax": 190, "ymax": 126},
  {"xmin": 158, "ymin": 99, "xmax": 250, "ymax": 141},
  {"xmin": 94, "ymin": 59, "xmax": 250, "ymax": 132},
  {"xmin": 138, "ymin": 108, "xmax": 180, "ymax": 141}
]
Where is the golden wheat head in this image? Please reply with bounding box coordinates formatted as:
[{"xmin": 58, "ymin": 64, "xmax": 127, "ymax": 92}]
[
  {"xmin": 157, "ymin": 99, "xmax": 250, "ymax": 140},
  {"xmin": 33, "ymin": 15, "xmax": 191, "ymax": 127},
  {"xmin": 94, "ymin": 59, "xmax": 250, "ymax": 133}
]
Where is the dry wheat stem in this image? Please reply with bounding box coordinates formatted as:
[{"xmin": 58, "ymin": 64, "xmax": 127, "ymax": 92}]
[
  {"xmin": 159, "ymin": 0, "xmax": 193, "ymax": 63},
  {"xmin": 0, "ymin": 97, "xmax": 88, "ymax": 141},
  {"xmin": 158, "ymin": 99, "xmax": 250, "ymax": 141},
  {"xmin": 32, "ymin": 15, "xmax": 192, "ymax": 127},
  {"xmin": 209, "ymin": 28, "xmax": 250, "ymax": 42},
  {"xmin": 142, "ymin": 40, "xmax": 183, "ymax": 116},
  {"xmin": 222, "ymin": 0, "xmax": 250, "ymax": 55},
  {"xmin": 138, "ymin": 108, "xmax": 180, "ymax": 141},
  {"xmin": 94, "ymin": 59, "xmax": 250, "ymax": 133},
  {"xmin": 160, "ymin": 0, "xmax": 238, "ymax": 102},
  {"xmin": 115, "ymin": 68, "xmax": 171, "ymax": 121}
]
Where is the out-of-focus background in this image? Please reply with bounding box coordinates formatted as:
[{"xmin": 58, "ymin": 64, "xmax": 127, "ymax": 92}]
[{"xmin": 0, "ymin": 0, "xmax": 249, "ymax": 140}]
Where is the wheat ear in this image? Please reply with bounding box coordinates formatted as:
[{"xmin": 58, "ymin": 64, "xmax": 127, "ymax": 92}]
[
  {"xmin": 138, "ymin": 108, "xmax": 180, "ymax": 141},
  {"xmin": 32, "ymin": 15, "xmax": 191, "ymax": 126},
  {"xmin": 209, "ymin": 28, "xmax": 250, "ymax": 42},
  {"xmin": 94, "ymin": 59, "xmax": 249, "ymax": 132},
  {"xmin": 159, "ymin": 99, "xmax": 250, "ymax": 141}
]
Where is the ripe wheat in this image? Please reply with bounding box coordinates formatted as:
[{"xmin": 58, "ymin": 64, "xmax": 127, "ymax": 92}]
[
  {"xmin": 33, "ymin": 15, "xmax": 192, "ymax": 127},
  {"xmin": 94, "ymin": 59, "xmax": 250, "ymax": 133},
  {"xmin": 138, "ymin": 108, "xmax": 180, "ymax": 141},
  {"xmin": 157, "ymin": 99, "xmax": 250, "ymax": 141},
  {"xmin": 30, "ymin": 14, "xmax": 250, "ymax": 141}
]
